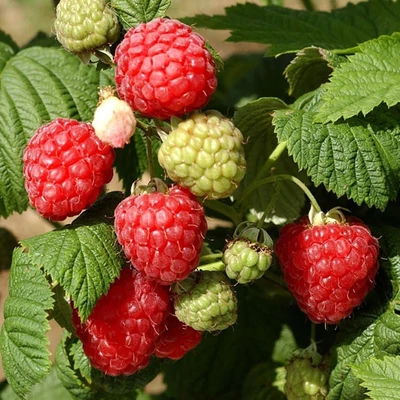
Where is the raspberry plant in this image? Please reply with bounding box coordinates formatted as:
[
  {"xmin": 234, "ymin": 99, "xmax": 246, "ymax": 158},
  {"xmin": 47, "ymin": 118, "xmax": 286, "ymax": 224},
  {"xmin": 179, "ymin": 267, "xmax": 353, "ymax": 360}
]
[{"xmin": 2, "ymin": 0, "xmax": 400, "ymax": 399}]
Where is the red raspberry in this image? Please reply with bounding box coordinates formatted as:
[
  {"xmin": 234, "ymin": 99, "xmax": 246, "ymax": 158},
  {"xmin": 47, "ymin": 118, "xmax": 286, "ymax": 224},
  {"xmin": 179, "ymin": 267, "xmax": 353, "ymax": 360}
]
[
  {"xmin": 114, "ymin": 185, "xmax": 207, "ymax": 285},
  {"xmin": 154, "ymin": 314, "xmax": 202, "ymax": 360},
  {"xmin": 114, "ymin": 18, "xmax": 217, "ymax": 120},
  {"xmin": 275, "ymin": 216, "xmax": 379, "ymax": 324},
  {"xmin": 72, "ymin": 268, "xmax": 170, "ymax": 376},
  {"xmin": 23, "ymin": 118, "xmax": 115, "ymax": 221}
]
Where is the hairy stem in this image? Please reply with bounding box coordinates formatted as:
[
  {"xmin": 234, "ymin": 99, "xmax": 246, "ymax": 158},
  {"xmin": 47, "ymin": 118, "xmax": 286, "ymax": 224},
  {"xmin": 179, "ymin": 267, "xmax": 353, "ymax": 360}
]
[
  {"xmin": 197, "ymin": 261, "xmax": 226, "ymax": 272},
  {"xmin": 146, "ymin": 136, "xmax": 155, "ymax": 179},
  {"xmin": 255, "ymin": 140, "xmax": 287, "ymax": 183}
]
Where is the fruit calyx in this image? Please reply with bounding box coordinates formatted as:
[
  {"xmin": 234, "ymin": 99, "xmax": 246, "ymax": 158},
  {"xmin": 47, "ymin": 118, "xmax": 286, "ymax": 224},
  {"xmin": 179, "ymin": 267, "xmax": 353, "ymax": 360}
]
[{"xmin": 308, "ymin": 205, "xmax": 350, "ymax": 227}]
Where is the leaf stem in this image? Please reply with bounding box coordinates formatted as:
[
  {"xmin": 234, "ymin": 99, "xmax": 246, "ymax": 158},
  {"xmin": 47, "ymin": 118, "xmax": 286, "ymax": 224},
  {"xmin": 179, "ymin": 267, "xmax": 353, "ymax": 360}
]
[
  {"xmin": 199, "ymin": 252, "xmax": 223, "ymax": 264},
  {"xmin": 255, "ymin": 140, "xmax": 287, "ymax": 183},
  {"xmin": 204, "ymin": 200, "xmax": 241, "ymax": 226},
  {"xmin": 237, "ymin": 174, "xmax": 321, "ymax": 213}
]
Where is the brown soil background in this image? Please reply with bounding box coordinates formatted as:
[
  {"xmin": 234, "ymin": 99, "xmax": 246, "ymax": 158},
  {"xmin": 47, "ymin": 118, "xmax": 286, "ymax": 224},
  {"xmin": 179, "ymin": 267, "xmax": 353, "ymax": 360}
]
[{"xmin": 0, "ymin": 0, "xmax": 360, "ymax": 393}]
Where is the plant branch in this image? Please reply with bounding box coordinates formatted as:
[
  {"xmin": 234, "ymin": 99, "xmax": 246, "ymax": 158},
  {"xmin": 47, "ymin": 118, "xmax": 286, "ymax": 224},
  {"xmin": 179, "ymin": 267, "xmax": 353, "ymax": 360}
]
[
  {"xmin": 301, "ymin": 0, "xmax": 316, "ymax": 11},
  {"xmin": 204, "ymin": 200, "xmax": 241, "ymax": 226}
]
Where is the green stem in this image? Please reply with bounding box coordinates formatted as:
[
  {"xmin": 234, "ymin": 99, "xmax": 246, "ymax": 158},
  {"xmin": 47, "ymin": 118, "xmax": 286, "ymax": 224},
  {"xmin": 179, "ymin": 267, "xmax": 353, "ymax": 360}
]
[
  {"xmin": 311, "ymin": 323, "xmax": 317, "ymax": 343},
  {"xmin": 237, "ymin": 174, "xmax": 321, "ymax": 213},
  {"xmin": 204, "ymin": 200, "xmax": 241, "ymax": 226},
  {"xmin": 199, "ymin": 252, "xmax": 223, "ymax": 264},
  {"xmin": 329, "ymin": 0, "xmax": 338, "ymax": 9},
  {"xmin": 146, "ymin": 136, "xmax": 155, "ymax": 179},
  {"xmin": 255, "ymin": 141, "xmax": 287, "ymax": 183},
  {"xmin": 197, "ymin": 261, "xmax": 226, "ymax": 272},
  {"xmin": 301, "ymin": 0, "xmax": 316, "ymax": 11}
]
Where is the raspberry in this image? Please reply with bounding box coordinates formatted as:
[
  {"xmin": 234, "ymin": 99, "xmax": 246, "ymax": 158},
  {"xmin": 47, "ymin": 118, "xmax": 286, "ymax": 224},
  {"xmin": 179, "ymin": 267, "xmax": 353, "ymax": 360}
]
[
  {"xmin": 223, "ymin": 238, "xmax": 273, "ymax": 284},
  {"xmin": 275, "ymin": 211, "xmax": 380, "ymax": 324},
  {"xmin": 158, "ymin": 111, "xmax": 246, "ymax": 199},
  {"xmin": 72, "ymin": 268, "xmax": 170, "ymax": 376},
  {"xmin": 92, "ymin": 87, "xmax": 137, "ymax": 148},
  {"xmin": 23, "ymin": 118, "xmax": 115, "ymax": 221},
  {"xmin": 54, "ymin": 0, "xmax": 120, "ymax": 54},
  {"xmin": 114, "ymin": 18, "xmax": 217, "ymax": 120},
  {"xmin": 174, "ymin": 271, "xmax": 238, "ymax": 331},
  {"xmin": 284, "ymin": 354, "xmax": 328, "ymax": 400},
  {"xmin": 154, "ymin": 314, "xmax": 202, "ymax": 360},
  {"xmin": 114, "ymin": 184, "xmax": 207, "ymax": 285}
]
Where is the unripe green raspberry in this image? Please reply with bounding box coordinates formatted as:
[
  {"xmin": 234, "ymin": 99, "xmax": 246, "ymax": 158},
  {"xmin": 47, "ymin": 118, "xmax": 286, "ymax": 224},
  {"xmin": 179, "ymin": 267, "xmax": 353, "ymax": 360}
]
[
  {"xmin": 285, "ymin": 356, "xmax": 328, "ymax": 400},
  {"xmin": 54, "ymin": 0, "xmax": 120, "ymax": 54},
  {"xmin": 174, "ymin": 271, "xmax": 238, "ymax": 331},
  {"xmin": 223, "ymin": 238, "xmax": 273, "ymax": 284},
  {"xmin": 158, "ymin": 111, "xmax": 246, "ymax": 200}
]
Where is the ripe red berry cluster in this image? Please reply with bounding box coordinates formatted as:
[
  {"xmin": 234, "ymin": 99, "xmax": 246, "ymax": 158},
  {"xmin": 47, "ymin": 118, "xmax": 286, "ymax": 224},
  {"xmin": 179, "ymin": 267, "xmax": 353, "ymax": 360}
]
[
  {"xmin": 275, "ymin": 216, "xmax": 379, "ymax": 324},
  {"xmin": 72, "ymin": 267, "xmax": 202, "ymax": 376},
  {"xmin": 115, "ymin": 17, "xmax": 217, "ymax": 120},
  {"xmin": 114, "ymin": 185, "xmax": 207, "ymax": 285},
  {"xmin": 23, "ymin": 118, "xmax": 115, "ymax": 221}
]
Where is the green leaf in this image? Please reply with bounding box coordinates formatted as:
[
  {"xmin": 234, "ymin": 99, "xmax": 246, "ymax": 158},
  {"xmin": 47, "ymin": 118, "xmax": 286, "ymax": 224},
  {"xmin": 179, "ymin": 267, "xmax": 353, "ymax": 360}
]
[
  {"xmin": 21, "ymin": 192, "xmax": 125, "ymax": 321},
  {"xmin": 111, "ymin": 0, "xmax": 171, "ymax": 30},
  {"xmin": 0, "ymin": 367, "xmax": 74, "ymax": 400},
  {"xmin": 272, "ymin": 324, "xmax": 298, "ymax": 365},
  {"xmin": 0, "ymin": 248, "xmax": 54, "ymax": 399},
  {"xmin": 163, "ymin": 284, "xmax": 301, "ymax": 399},
  {"xmin": 284, "ymin": 47, "xmax": 341, "ymax": 98},
  {"xmin": 352, "ymin": 356, "xmax": 400, "ymax": 400},
  {"xmin": 0, "ymin": 30, "xmax": 18, "ymax": 53},
  {"xmin": 316, "ymin": 35, "xmax": 400, "ymax": 123},
  {"xmin": 0, "ymin": 46, "xmax": 108, "ymax": 217},
  {"xmin": 114, "ymin": 128, "xmax": 163, "ymax": 195},
  {"xmin": 51, "ymin": 284, "xmax": 74, "ymax": 333},
  {"xmin": 233, "ymin": 97, "xmax": 307, "ymax": 224},
  {"xmin": 55, "ymin": 332, "xmax": 92, "ymax": 400},
  {"xmin": 182, "ymin": 0, "xmax": 400, "ymax": 57},
  {"xmin": 56, "ymin": 332, "xmax": 161, "ymax": 400},
  {"xmin": 272, "ymin": 94, "xmax": 400, "ymax": 211}
]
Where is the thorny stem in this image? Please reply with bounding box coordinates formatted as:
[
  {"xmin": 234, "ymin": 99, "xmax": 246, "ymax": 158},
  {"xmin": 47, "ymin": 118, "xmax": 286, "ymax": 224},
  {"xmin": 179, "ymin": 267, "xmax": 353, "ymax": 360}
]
[
  {"xmin": 301, "ymin": 0, "xmax": 316, "ymax": 11},
  {"xmin": 204, "ymin": 199, "xmax": 241, "ymax": 226},
  {"xmin": 237, "ymin": 174, "xmax": 322, "ymax": 214}
]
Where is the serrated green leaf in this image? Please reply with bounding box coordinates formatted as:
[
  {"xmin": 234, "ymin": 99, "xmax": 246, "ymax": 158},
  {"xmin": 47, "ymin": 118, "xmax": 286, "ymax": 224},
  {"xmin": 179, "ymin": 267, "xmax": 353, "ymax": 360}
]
[
  {"xmin": 182, "ymin": 0, "xmax": 400, "ymax": 57},
  {"xmin": 21, "ymin": 192, "xmax": 125, "ymax": 321},
  {"xmin": 352, "ymin": 356, "xmax": 400, "ymax": 400},
  {"xmin": 111, "ymin": 0, "xmax": 171, "ymax": 30},
  {"xmin": 316, "ymin": 35, "xmax": 400, "ymax": 123},
  {"xmin": 51, "ymin": 284, "xmax": 74, "ymax": 333},
  {"xmin": 0, "ymin": 248, "xmax": 54, "ymax": 399},
  {"xmin": 272, "ymin": 94, "xmax": 400, "ymax": 211},
  {"xmin": 55, "ymin": 332, "xmax": 92, "ymax": 400},
  {"xmin": 163, "ymin": 284, "xmax": 301, "ymax": 399},
  {"xmin": 272, "ymin": 324, "xmax": 298, "ymax": 365},
  {"xmin": 0, "ymin": 367, "xmax": 74, "ymax": 400},
  {"xmin": 0, "ymin": 43, "xmax": 15, "ymax": 75},
  {"xmin": 114, "ymin": 128, "xmax": 163, "ymax": 195},
  {"xmin": 0, "ymin": 46, "xmax": 109, "ymax": 217},
  {"xmin": 233, "ymin": 97, "xmax": 307, "ymax": 224},
  {"xmin": 284, "ymin": 47, "xmax": 339, "ymax": 98}
]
